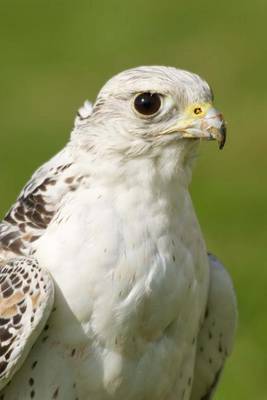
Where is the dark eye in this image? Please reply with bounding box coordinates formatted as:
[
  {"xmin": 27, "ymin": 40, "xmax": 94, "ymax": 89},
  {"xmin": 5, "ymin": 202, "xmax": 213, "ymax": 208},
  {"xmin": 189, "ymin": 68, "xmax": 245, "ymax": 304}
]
[{"xmin": 134, "ymin": 92, "xmax": 161, "ymax": 116}]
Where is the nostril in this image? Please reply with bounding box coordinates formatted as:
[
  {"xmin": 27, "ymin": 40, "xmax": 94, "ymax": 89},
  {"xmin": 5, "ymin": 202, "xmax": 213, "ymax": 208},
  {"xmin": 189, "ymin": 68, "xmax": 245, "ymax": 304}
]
[{"xmin": 194, "ymin": 107, "xmax": 202, "ymax": 115}]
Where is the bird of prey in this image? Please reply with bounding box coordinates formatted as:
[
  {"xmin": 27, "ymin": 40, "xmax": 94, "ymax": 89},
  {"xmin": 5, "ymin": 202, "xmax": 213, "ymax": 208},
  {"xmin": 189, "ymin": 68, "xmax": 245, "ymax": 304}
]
[{"xmin": 0, "ymin": 66, "xmax": 237, "ymax": 400}]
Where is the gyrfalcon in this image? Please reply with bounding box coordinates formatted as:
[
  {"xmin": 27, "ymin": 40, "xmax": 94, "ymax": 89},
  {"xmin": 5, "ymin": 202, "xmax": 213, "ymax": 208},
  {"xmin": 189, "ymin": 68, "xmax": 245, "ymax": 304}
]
[{"xmin": 0, "ymin": 66, "xmax": 237, "ymax": 400}]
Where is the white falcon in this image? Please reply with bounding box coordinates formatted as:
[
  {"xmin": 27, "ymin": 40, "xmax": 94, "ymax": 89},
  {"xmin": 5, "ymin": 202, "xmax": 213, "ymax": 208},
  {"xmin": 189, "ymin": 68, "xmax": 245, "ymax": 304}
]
[{"xmin": 0, "ymin": 66, "xmax": 237, "ymax": 400}]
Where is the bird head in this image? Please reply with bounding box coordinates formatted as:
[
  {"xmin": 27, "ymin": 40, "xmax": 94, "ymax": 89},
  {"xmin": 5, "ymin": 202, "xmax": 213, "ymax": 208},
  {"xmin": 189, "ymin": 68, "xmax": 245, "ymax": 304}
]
[{"xmin": 72, "ymin": 66, "xmax": 226, "ymax": 180}]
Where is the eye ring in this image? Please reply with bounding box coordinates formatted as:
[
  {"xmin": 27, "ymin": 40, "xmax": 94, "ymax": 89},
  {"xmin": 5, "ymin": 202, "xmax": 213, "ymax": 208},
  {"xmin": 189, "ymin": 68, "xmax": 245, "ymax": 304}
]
[
  {"xmin": 133, "ymin": 92, "xmax": 162, "ymax": 116},
  {"xmin": 194, "ymin": 107, "xmax": 203, "ymax": 115}
]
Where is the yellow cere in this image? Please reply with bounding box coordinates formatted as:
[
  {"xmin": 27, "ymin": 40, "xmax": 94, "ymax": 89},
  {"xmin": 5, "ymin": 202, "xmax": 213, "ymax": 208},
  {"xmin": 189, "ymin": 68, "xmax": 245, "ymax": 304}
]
[{"xmin": 185, "ymin": 103, "xmax": 212, "ymax": 118}]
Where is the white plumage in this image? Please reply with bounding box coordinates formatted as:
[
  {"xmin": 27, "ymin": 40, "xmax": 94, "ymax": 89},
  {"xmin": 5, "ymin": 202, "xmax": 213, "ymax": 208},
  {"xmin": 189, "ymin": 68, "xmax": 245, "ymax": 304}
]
[{"xmin": 0, "ymin": 66, "xmax": 237, "ymax": 400}]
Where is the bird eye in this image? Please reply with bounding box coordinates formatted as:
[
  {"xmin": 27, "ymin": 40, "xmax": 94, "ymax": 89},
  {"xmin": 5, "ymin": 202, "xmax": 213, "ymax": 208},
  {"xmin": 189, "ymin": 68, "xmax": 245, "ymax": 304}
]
[{"xmin": 134, "ymin": 93, "xmax": 161, "ymax": 116}]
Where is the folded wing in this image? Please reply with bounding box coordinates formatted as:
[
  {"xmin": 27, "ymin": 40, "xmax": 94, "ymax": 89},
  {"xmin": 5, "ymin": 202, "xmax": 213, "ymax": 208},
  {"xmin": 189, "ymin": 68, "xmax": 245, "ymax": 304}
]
[
  {"xmin": 0, "ymin": 257, "xmax": 54, "ymax": 390},
  {"xmin": 190, "ymin": 253, "xmax": 237, "ymax": 400}
]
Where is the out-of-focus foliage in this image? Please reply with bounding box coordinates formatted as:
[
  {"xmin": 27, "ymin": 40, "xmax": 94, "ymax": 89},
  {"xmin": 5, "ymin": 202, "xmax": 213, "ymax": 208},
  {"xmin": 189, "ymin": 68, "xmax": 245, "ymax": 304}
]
[{"xmin": 0, "ymin": 1, "xmax": 266, "ymax": 398}]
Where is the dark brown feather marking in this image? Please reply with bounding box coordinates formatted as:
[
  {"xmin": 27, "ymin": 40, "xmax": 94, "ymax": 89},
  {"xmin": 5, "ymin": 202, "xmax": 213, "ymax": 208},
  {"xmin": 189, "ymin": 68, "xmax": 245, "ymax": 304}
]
[
  {"xmin": 200, "ymin": 368, "xmax": 222, "ymax": 400},
  {"xmin": 0, "ymin": 329, "xmax": 12, "ymax": 342},
  {"xmin": 0, "ymin": 162, "xmax": 73, "ymax": 257},
  {"xmin": 0, "ymin": 361, "xmax": 8, "ymax": 374},
  {"xmin": 52, "ymin": 387, "xmax": 59, "ymax": 398}
]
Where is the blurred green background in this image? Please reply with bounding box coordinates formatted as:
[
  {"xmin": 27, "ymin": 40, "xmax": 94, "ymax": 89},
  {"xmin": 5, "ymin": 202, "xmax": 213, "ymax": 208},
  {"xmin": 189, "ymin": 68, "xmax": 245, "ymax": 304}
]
[{"xmin": 0, "ymin": 1, "xmax": 266, "ymax": 398}]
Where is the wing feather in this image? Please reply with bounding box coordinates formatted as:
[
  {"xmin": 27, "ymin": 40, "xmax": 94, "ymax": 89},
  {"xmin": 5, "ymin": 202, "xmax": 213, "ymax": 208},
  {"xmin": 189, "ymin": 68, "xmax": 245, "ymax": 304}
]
[
  {"xmin": 0, "ymin": 147, "xmax": 74, "ymax": 259},
  {"xmin": 190, "ymin": 253, "xmax": 237, "ymax": 400},
  {"xmin": 0, "ymin": 257, "xmax": 54, "ymax": 390},
  {"xmin": 0, "ymin": 103, "xmax": 88, "ymax": 390}
]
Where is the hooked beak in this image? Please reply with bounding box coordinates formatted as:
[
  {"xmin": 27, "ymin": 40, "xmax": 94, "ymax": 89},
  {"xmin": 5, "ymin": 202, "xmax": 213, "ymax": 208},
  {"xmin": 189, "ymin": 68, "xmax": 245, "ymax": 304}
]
[{"xmin": 163, "ymin": 104, "xmax": 227, "ymax": 150}]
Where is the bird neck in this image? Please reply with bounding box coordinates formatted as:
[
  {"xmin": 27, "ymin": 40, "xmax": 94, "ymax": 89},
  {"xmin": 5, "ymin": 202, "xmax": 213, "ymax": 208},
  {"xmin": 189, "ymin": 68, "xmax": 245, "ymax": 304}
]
[{"xmin": 71, "ymin": 139, "xmax": 198, "ymax": 194}]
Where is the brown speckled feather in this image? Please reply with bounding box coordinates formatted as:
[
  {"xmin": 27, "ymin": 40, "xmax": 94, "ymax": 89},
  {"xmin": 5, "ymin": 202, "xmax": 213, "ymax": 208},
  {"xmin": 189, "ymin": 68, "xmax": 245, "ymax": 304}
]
[
  {"xmin": 0, "ymin": 148, "xmax": 76, "ymax": 390},
  {"xmin": 0, "ymin": 258, "xmax": 54, "ymax": 390},
  {"xmin": 0, "ymin": 149, "xmax": 74, "ymax": 259}
]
